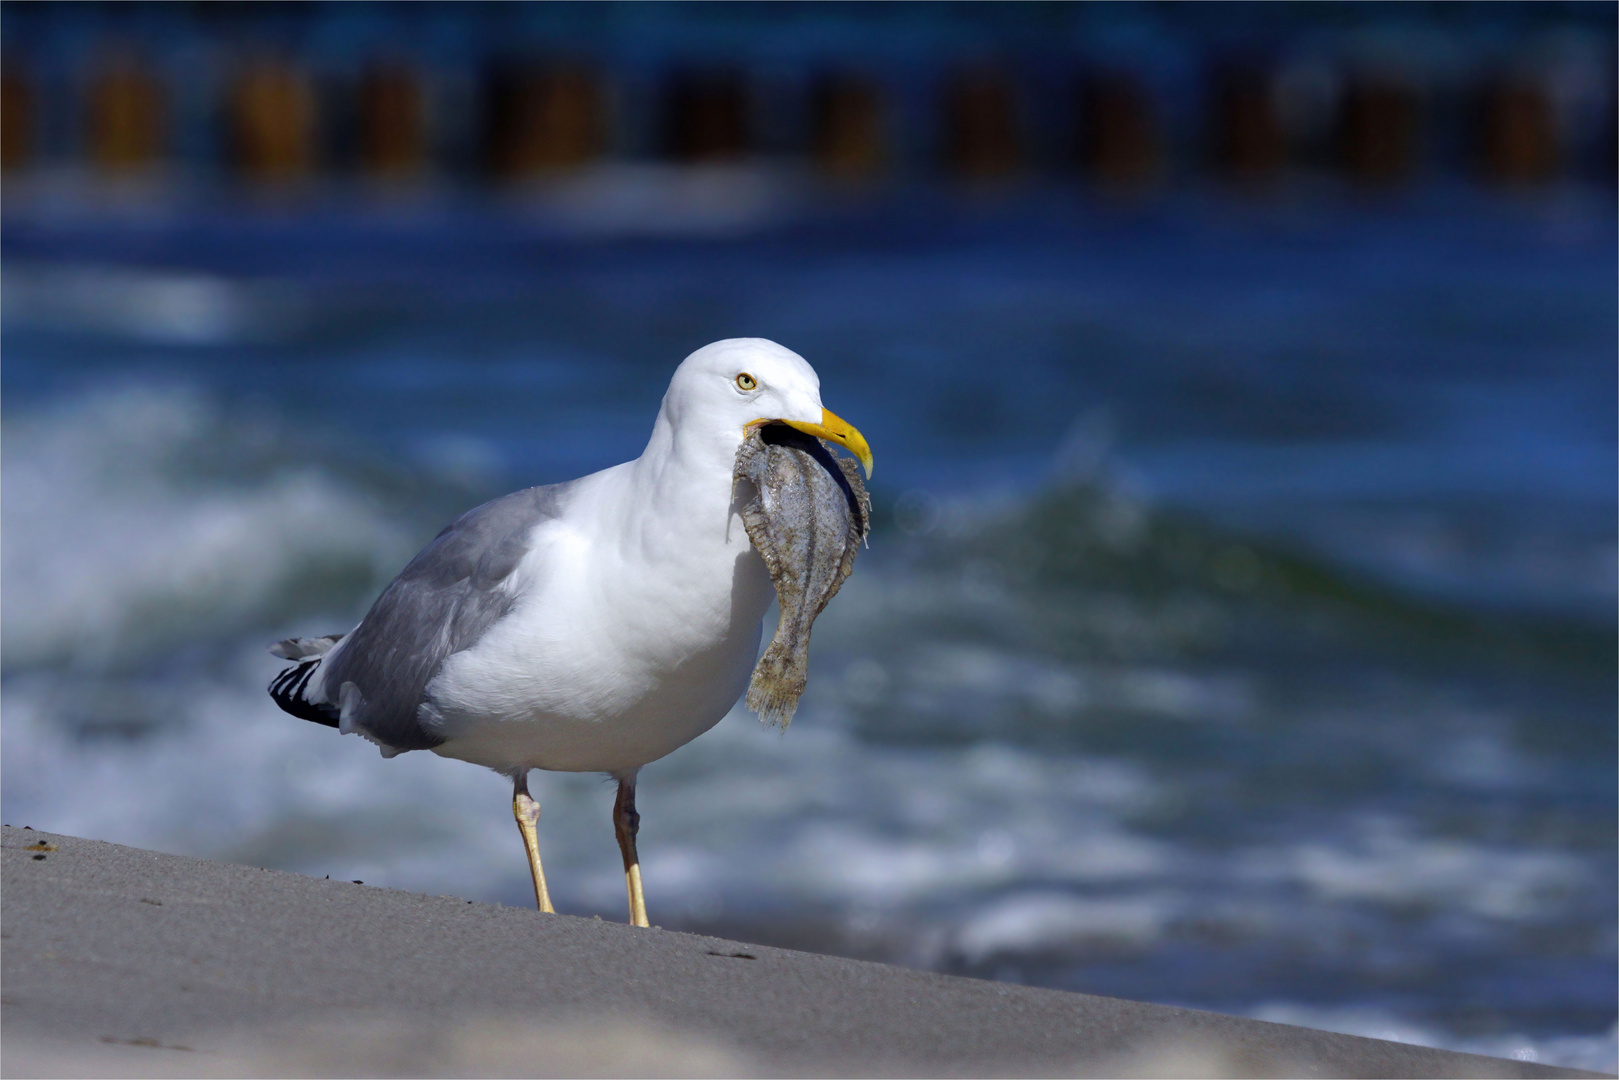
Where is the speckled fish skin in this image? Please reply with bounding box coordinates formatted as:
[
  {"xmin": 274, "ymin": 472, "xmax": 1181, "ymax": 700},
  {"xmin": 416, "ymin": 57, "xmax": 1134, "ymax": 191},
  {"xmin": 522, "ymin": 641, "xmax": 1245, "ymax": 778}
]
[{"xmin": 735, "ymin": 424, "xmax": 871, "ymax": 728}]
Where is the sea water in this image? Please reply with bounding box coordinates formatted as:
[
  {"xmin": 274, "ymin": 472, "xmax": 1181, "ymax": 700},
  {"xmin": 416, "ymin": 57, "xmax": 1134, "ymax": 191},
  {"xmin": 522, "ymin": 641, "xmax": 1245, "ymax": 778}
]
[{"xmin": 3, "ymin": 184, "xmax": 1614, "ymax": 1070}]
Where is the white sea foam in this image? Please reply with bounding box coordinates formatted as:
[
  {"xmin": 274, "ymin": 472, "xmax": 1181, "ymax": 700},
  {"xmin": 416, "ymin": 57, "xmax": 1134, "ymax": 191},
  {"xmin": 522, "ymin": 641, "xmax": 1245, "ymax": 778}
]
[
  {"xmin": 1243, "ymin": 815, "xmax": 1591, "ymax": 920},
  {"xmin": 1, "ymin": 386, "xmax": 409, "ymax": 668},
  {"xmin": 954, "ymin": 891, "xmax": 1178, "ymax": 960}
]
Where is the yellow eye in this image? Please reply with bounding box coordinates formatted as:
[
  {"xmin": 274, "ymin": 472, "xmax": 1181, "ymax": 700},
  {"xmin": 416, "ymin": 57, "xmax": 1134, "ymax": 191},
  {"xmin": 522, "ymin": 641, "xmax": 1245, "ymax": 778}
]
[{"xmin": 735, "ymin": 373, "xmax": 757, "ymax": 391}]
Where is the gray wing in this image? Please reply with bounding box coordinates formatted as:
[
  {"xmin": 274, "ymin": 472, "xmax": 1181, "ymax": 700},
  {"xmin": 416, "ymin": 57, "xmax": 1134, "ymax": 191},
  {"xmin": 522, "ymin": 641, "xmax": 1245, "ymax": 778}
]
[{"xmin": 320, "ymin": 482, "xmax": 572, "ymax": 752}]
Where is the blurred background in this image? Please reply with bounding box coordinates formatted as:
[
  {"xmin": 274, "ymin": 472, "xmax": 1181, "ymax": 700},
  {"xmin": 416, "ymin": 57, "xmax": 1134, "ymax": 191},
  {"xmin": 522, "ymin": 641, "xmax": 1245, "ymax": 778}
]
[{"xmin": 1, "ymin": 1, "xmax": 1614, "ymax": 1070}]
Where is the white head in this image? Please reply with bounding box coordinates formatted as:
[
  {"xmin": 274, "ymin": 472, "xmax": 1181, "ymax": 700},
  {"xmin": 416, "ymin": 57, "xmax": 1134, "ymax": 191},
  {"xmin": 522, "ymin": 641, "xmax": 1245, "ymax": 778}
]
[{"xmin": 652, "ymin": 338, "xmax": 872, "ymax": 478}]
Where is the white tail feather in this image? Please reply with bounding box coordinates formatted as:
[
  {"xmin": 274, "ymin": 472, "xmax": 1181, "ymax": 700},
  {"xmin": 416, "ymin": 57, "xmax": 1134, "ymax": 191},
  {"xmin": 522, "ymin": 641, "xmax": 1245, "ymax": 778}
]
[{"xmin": 269, "ymin": 634, "xmax": 344, "ymax": 661}]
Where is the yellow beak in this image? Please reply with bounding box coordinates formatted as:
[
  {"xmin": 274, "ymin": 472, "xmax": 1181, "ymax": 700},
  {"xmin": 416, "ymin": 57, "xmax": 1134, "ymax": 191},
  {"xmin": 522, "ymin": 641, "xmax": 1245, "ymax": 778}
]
[{"xmin": 757, "ymin": 407, "xmax": 874, "ymax": 479}]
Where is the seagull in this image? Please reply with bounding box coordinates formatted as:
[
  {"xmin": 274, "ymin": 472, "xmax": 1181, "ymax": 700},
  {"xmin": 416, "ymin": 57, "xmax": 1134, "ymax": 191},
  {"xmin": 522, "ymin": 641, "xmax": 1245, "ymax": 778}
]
[{"xmin": 268, "ymin": 339, "xmax": 873, "ymax": 927}]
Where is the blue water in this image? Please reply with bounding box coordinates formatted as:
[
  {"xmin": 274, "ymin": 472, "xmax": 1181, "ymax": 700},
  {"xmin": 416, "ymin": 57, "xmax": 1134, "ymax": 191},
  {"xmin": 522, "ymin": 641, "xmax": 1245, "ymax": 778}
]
[{"xmin": 3, "ymin": 179, "xmax": 1614, "ymax": 1070}]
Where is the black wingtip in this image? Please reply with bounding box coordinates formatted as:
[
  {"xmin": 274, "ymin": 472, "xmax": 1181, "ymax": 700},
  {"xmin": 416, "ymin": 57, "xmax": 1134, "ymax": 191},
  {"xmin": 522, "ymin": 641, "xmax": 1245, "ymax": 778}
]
[{"xmin": 269, "ymin": 659, "xmax": 340, "ymax": 728}]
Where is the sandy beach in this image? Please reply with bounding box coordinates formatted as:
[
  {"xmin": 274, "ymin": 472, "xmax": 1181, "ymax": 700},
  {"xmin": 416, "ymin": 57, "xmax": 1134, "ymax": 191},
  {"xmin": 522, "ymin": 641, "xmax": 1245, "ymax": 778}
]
[{"xmin": 1, "ymin": 825, "xmax": 1601, "ymax": 1079}]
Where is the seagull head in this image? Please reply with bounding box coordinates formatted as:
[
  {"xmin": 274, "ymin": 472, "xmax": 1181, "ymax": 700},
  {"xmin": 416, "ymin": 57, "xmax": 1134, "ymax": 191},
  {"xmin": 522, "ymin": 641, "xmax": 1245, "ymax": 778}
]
[{"xmin": 662, "ymin": 338, "xmax": 873, "ymax": 478}]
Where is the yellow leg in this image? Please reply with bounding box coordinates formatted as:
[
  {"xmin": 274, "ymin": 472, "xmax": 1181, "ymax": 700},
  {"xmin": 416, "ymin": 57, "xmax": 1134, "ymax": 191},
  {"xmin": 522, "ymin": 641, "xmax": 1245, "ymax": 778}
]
[
  {"xmin": 512, "ymin": 774, "xmax": 554, "ymax": 914},
  {"xmin": 613, "ymin": 775, "xmax": 649, "ymax": 928}
]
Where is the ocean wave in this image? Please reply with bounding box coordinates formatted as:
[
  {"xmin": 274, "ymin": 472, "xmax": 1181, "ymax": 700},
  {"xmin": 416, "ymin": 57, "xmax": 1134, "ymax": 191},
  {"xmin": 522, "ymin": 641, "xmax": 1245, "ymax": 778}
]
[{"xmin": 1, "ymin": 386, "xmax": 412, "ymax": 670}]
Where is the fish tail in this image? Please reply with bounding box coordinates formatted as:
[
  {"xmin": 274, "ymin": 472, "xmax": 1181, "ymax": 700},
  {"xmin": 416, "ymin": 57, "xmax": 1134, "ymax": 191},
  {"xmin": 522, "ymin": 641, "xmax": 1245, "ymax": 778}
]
[{"xmin": 745, "ymin": 640, "xmax": 808, "ymax": 729}]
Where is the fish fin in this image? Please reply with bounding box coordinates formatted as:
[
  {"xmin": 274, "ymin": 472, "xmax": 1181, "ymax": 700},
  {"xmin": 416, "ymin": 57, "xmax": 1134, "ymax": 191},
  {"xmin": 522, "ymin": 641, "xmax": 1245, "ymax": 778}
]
[
  {"xmin": 740, "ymin": 498, "xmax": 786, "ymax": 581},
  {"xmin": 746, "ymin": 640, "xmax": 807, "ymax": 729},
  {"xmin": 834, "ymin": 456, "xmax": 872, "ymax": 546}
]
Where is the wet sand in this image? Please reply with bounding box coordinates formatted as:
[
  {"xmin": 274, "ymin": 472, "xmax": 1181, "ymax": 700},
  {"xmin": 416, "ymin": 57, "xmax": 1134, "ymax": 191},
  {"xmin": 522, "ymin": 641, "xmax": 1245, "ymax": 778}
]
[{"xmin": 0, "ymin": 826, "xmax": 1600, "ymax": 1078}]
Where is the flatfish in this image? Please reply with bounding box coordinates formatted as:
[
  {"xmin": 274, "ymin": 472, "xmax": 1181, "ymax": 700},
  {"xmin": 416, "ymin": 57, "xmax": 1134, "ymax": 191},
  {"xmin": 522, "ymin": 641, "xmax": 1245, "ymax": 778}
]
[{"xmin": 734, "ymin": 423, "xmax": 871, "ymax": 728}]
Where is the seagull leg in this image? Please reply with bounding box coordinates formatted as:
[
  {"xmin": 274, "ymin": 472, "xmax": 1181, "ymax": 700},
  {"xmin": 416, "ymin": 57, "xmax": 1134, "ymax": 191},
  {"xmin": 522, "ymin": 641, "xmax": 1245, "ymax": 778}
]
[
  {"xmin": 512, "ymin": 772, "xmax": 554, "ymax": 914},
  {"xmin": 613, "ymin": 772, "xmax": 649, "ymax": 928}
]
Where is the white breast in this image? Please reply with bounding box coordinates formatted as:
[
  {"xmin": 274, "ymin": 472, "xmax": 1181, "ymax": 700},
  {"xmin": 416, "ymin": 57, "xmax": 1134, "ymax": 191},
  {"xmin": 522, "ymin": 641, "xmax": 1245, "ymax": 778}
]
[{"xmin": 424, "ymin": 460, "xmax": 774, "ymax": 775}]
